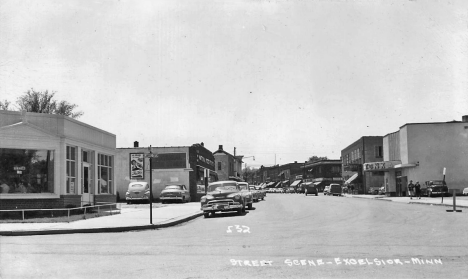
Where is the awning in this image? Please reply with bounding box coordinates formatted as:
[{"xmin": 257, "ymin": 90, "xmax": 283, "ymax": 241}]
[
  {"xmin": 266, "ymin": 182, "xmax": 275, "ymax": 187},
  {"xmin": 290, "ymin": 180, "xmax": 302, "ymax": 187},
  {"xmin": 313, "ymin": 182, "xmax": 321, "ymax": 185},
  {"xmin": 278, "ymin": 171, "xmax": 284, "ymax": 177},
  {"xmin": 345, "ymin": 173, "xmax": 358, "ymax": 184},
  {"xmin": 394, "ymin": 163, "xmax": 417, "ymax": 169},
  {"xmin": 283, "ymin": 180, "xmax": 289, "ymax": 184},
  {"xmin": 302, "ymin": 182, "xmax": 312, "ymax": 186}
]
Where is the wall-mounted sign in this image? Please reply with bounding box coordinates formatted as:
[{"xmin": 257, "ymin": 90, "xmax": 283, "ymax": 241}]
[
  {"xmin": 130, "ymin": 153, "xmax": 145, "ymax": 179},
  {"xmin": 363, "ymin": 161, "xmax": 398, "ymax": 172},
  {"xmin": 151, "ymin": 153, "xmax": 187, "ymax": 169},
  {"xmin": 14, "ymin": 166, "xmax": 26, "ymax": 171}
]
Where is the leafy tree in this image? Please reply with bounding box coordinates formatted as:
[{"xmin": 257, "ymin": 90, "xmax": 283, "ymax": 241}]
[
  {"xmin": 0, "ymin": 99, "xmax": 10, "ymax": 110},
  {"xmin": 308, "ymin": 155, "xmax": 328, "ymax": 163},
  {"xmin": 15, "ymin": 89, "xmax": 83, "ymax": 118}
]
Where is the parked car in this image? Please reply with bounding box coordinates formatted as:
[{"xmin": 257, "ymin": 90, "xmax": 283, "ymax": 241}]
[
  {"xmin": 160, "ymin": 184, "xmax": 191, "ymax": 203},
  {"xmin": 424, "ymin": 180, "xmax": 449, "ymax": 197},
  {"xmin": 368, "ymin": 187, "xmax": 380, "ymax": 195},
  {"xmin": 303, "ymin": 182, "xmax": 318, "ymax": 196},
  {"xmin": 200, "ymin": 181, "xmax": 245, "ymax": 218},
  {"xmin": 328, "ymin": 184, "xmax": 343, "ymax": 196},
  {"xmin": 323, "ymin": 185, "xmax": 331, "ymax": 195},
  {"xmin": 378, "ymin": 186, "xmax": 386, "ymax": 195},
  {"xmin": 251, "ymin": 185, "xmax": 265, "ymax": 200},
  {"xmin": 238, "ymin": 183, "xmax": 253, "ymax": 210},
  {"xmin": 463, "ymin": 187, "xmax": 468, "ymax": 196},
  {"xmin": 125, "ymin": 182, "xmax": 151, "ymax": 204},
  {"xmin": 255, "ymin": 186, "xmax": 266, "ymax": 198}
]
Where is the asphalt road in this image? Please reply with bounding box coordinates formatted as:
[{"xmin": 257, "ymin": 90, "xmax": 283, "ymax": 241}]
[{"xmin": 1, "ymin": 194, "xmax": 467, "ymax": 279}]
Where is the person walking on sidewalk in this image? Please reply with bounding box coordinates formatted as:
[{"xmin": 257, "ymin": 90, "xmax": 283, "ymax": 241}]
[
  {"xmin": 408, "ymin": 180, "xmax": 415, "ymax": 199},
  {"xmin": 414, "ymin": 181, "xmax": 421, "ymax": 199}
]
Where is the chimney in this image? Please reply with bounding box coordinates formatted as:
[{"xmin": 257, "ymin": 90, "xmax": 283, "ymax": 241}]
[
  {"xmin": 463, "ymin": 115, "xmax": 468, "ymax": 122},
  {"xmin": 219, "ymin": 145, "xmax": 223, "ymax": 150},
  {"xmin": 234, "ymin": 147, "xmax": 236, "ymax": 156},
  {"xmin": 201, "ymin": 142, "xmax": 204, "ymax": 147},
  {"xmin": 134, "ymin": 141, "xmax": 139, "ymax": 148},
  {"xmin": 295, "ymin": 161, "xmax": 297, "ymax": 163}
]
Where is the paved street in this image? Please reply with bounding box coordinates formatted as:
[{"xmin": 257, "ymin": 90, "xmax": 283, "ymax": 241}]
[{"xmin": 1, "ymin": 194, "xmax": 467, "ymax": 279}]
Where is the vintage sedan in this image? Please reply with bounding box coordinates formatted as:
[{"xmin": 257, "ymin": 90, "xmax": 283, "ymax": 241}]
[
  {"xmin": 238, "ymin": 182, "xmax": 254, "ymax": 210},
  {"xmin": 248, "ymin": 185, "xmax": 262, "ymax": 201},
  {"xmin": 425, "ymin": 180, "xmax": 449, "ymax": 197},
  {"xmin": 200, "ymin": 181, "xmax": 246, "ymax": 218},
  {"xmin": 126, "ymin": 182, "xmax": 151, "ymax": 204},
  {"xmin": 463, "ymin": 187, "xmax": 468, "ymax": 196},
  {"xmin": 303, "ymin": 182, "xmax": 318, "ymax": 196},
  {"xmin": 159, "ymin": 184, "xmax": 191, "ymax": 203},
  {"xmin": 253, "ymin": 185, "xmax": 266, "ymax": 200}
]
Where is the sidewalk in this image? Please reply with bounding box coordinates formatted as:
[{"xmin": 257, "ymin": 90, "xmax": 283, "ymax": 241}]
[
  {"xmin": 0, "ymin": 203, "xmax": 203, "ymax": 236},
  {"xmin": 346, "ymin": 194, "xmax": 468, "ymax": 209}
]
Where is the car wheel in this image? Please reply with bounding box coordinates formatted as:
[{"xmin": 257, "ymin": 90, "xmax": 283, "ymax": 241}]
[
  {"xmin": 187, "ymin": 196, "xmax": 191, "ymax": 203},
  {"xmin": 203, "ymin": 212, "xmax": 210, "ymax": 218},
  {"xmin": 248, "ymin": 203, "xmax": 253, "ymax": 210},
  {"xmin": 315, "ymin": 193, "xmax": 318, "ymax": 196},
  {"xmin": 428, "ymin": 191, "xmax": 431, "ymax": 197},
  {"xmin": 305, "ymin": 190, "xmax": 308, "ymax": 196}
]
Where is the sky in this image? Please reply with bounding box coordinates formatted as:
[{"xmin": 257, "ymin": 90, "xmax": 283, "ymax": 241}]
[{"xmin": 1, "ymin": 0, "xmax": 467, "ymax": 168}]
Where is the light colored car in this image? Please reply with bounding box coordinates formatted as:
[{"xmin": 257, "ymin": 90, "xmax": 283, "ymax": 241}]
[
  {"xmin": 249, "ymin": 185, "xmax": 261, "ymax": 201},
  {"xmin": 126, "ymin": 182, "xmax": 151, "ymax": 204},
  {"xmin": 159, "ymin": 184, "xmax": 191, "ymax": 203},
  {"xmin": 323, "ymin": 185, "xmax": 331, "ymax": 195},
  {"xmin": 463, "ymin": 187, "xmax": 468, "ymax": 196},
  {"xmin": 238, "ymin": 182, "xmax": 254, "ymax": 209},
  {"xmin": 254, "ymin": 186, "xmax": 266, "ymax": 200}
]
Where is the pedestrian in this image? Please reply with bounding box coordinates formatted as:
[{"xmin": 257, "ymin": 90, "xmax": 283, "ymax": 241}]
[
  {"xmin": 408, "ymin": 180, "xmax": 415, "ymax": 199},
  {"xmin": 414, "ymin": 181, "xmax": 421, "ymax": 199}
]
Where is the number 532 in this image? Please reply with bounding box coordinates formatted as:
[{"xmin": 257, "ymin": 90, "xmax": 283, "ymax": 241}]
[{"xmin": 227, "ymin": 225, "xmax": 251, "ymax": 233}]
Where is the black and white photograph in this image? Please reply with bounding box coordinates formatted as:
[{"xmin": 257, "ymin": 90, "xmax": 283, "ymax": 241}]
[{"xmin": 1, "ymin": 0, "xmax": 468, "ymax": 278}]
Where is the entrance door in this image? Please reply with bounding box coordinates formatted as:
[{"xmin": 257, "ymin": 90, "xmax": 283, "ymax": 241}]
[
  {"xmin": 400, "ymin": 176, "xmax": 407, "ymax": 197},
  {"xmin": 81, "ymin": 163, "xmax": 93, "ymax": 205}
]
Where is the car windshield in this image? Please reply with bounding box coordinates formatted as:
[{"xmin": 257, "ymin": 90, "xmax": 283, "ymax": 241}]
[
  {"xmin": 239, "ymin": 185, "xmax": 248, "ymax": 190},
  {"xmin": 207, "ymin": 182, "xmax": 237, "ymax": 192},
  {"xmin": 165, "ymin": 185, "xmax": 182, "ymax": 190}
]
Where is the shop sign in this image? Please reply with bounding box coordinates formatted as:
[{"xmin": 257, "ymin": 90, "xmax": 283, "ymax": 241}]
[
  {"xmin": 197, "ymin": 154, "xmax": 215, "ymax": 168},
  {"xmin": 363, "ymin": 161, "xmax": 397, "ymax": 171},
  {"xmin": 14, "ymin": 166, "xmax": 26, "ymax": 171}
]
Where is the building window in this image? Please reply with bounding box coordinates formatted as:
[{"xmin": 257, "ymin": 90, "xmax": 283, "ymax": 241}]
[
  {"xmin": 375, "ymin": 146, "xmax": 383, "ymax": 158},
  {"xmin": 66, "ymin": 146, "xmax": 76, "ymax": 194},
  {"xmin": 0, "ymin": 148, "xmax": 55, "ymax": 194},
  {"xmin": 98, "ymin": 153, "xmax": 113, "ymax": 194},
  {"xmin": 218, "ymin": 162, "xmax": 221, "ymax": 171}
]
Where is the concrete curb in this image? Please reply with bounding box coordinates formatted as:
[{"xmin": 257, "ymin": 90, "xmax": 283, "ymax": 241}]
[
  {"xmin": 0, "ymin": 212, "xmax": 203, "ymax": 236},
  {"xmin": 348, "ymin": 195, "xmax": 468, "ymax": 209}
]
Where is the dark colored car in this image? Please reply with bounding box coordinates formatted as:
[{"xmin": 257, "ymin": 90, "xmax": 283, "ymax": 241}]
[
  {"xmin": 200, "ymin": 181, "xmax": 246, "ymax": 218},
  {"xmin": 303, "ymin": 182, "xmax": 318, "ymax": 196},
  {"xmin": 424, "ymin": 180, "xmax": 449, "ymax": 197},
  {"xmin": 328, "ymin": 183, "xmax": 342, "ymax": 196}
]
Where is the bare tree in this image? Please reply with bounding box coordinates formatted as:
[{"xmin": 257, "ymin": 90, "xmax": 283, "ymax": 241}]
[{"xmin": 15, "ymin": 89, "xmax": 83, "ymax": 118}]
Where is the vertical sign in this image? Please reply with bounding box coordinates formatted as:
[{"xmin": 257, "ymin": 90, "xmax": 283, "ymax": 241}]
[{"xmin": 130, "ymin": 153, "xmax": 144, "ymax": 179}]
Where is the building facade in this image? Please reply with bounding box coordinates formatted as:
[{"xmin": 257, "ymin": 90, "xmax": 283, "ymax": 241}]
[
  {"xmin": 213, "ymin": 145, "xmax": 243, "ymax": 181},
  {"xmin": 278, "ymin": 162, "xmax": 303, "ymax": 185},
  {"xmin": 302, "ymin": 160, "xmax": 342, "ymax": 192},
  {"xmin": 341, "ymin": 136, "xmax": 384, "ymax": 194},
  {"xmin": 364, "ymin": 116, "xmax": 468, "ymax": 196},
  {"xmin": 115, "ymin": 142, "xmax": 216, "ymax": 202},
  {"xmin": 0, "ymin": 110, "xmax": 116, "ymax": 209}
]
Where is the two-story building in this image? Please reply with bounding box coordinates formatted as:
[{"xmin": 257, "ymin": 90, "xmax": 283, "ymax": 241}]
[
  {"xmin": 302, "ymin": 159, "xmax": 342, "ymax": 192},
  {"xmin": 341, "ymin": 136, "xmax": 384, "ymax": 194},
  {"xmin": 213, "ymin": 145, "xmax": 243, "ymax": 181}
]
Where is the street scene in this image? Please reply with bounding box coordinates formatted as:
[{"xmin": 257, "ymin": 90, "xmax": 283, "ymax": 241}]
[{"xmin": 1, "ymin": 0, "xmax": 468, "ymax": 278}]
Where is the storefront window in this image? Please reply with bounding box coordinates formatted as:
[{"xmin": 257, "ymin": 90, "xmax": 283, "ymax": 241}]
[
  {"xmin": 98, "ymin": 153, "xmax": 113, "ymax": 194},
  {"xmin": 0, "ymin": 148, "xmax": 54, "ymax": 194},
  {"xmin": 66, "ymin": 146, "xmax": 76, "ymax": 194}
]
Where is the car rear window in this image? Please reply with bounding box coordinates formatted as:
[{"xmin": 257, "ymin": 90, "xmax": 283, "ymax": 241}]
[
  {"xmin": 165, "ymin": 185, "xmax": 182, "ymax": 190},
  {"xmin": 130, "ymin": 184, "xmax": 145, "ymax": 188}
]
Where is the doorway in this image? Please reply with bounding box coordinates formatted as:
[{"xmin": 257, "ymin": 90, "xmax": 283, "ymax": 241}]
[{"xmin": 81, "ymin": 162, "xmax": 93, "ymax": 205}]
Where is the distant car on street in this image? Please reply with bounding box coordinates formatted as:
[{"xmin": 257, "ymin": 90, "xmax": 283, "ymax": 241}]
[
  {"xmin": 463, "ymin": 187, "xmax": 468, "ymax": 196},
  {"xmin": 424, "ymin": 180, "xmax": 449, "ymax": 197},
  {"xmin": 303, "ymin": 182, "xmax": 318, "ymax": 196},
  {"xmin": 323, "ymin": 185, "xmax": 331, "ymax": 195},
  {"xmin": 160, "ymin": 184, "xmax": 191, "ymax": 203},
  {"xmin": 328, "ymin": 184, "xmax": 343, "ymax": 196}
]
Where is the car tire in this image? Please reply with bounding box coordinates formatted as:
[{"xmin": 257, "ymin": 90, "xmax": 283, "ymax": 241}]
[
  {"xmin": 187, "ymin": 196, "xmax": 191, "ymax": 203},
  {"xmin": 248, "ymin": 203, "xmax": 253, "ymax": 210},
  {"xmin": 203, "ymin": 212, "xmax": 210, "ymax": 218},
  {"xmin": 315, "ymin": 193, "xmax": 318, "ymax": 196},
  {"xmin": 428, "ymin": 191, "xmax": 431, "ymax": 198},
  {"xmin": 305, "ymin": 190, "xmax": 308, "ymax": 196}
]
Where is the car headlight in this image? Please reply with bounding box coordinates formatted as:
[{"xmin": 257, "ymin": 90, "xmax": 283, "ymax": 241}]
[
  {"xmin": 200, "ymin": 197, "xmax": 207, "ymax": 203},
  {"xmin": 234, "ymin": 195, "xmax": 241, "ymax": 200},
  {"xmin": 125, "ymin": 192, "xmax": 129, "ymax": 196}
]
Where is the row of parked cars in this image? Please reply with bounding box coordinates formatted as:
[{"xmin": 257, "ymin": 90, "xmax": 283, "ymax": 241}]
[{"xmin": 200, "ymin": 181, "xmax": 266, "ymax": 218}]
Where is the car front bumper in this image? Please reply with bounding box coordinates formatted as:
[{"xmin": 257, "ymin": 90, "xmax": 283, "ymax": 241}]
[
  {"xmin": 126, "ymin": 196, "xmax": 149, "ymax": 201},
  {"xmin": 201, "ymin": 203, "xmax": 243, "ymax": 212},
  {"xmin": 160, "ymin": 196, "xmax": 183, "ymax": 200}
]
